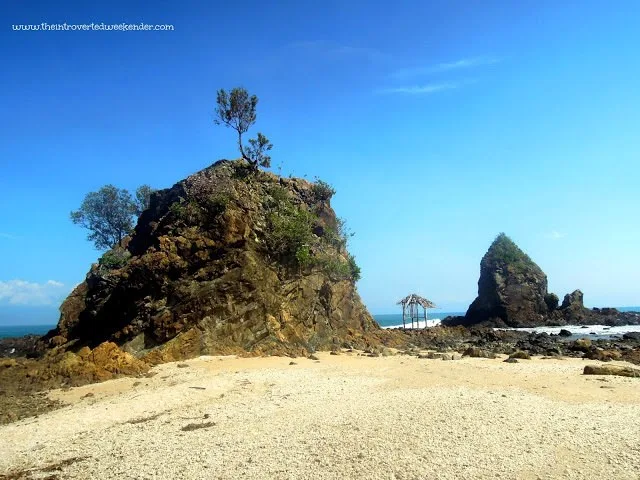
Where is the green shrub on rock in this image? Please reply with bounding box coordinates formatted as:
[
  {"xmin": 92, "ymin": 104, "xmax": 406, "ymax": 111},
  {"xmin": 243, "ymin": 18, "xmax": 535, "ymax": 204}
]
[
  {"xmin": 311, "ymin": 179, "xmax": 336, "ymax": 203},
  {"xmin": 99, "ymin": 247, "xmax": 131, "ymax": 270}
]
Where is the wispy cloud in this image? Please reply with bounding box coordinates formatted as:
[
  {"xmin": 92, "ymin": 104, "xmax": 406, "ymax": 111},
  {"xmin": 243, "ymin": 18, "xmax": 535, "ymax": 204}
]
[
  {"xmin": 284, "ymin": 40, "xmax": 390, "ymax": 63},
  {"xmin": 377, "ymin": 82, "xmax": 460, "ymax": 95},
  {"xmin": 0, "ymin": 279, "xmax": 67, "ymax": 306},
  {"xmin": 392, "ymin": 56, "xmax": 501, "ymax": 79},
  {"xmin": 545, "ymin": 231, "xmax": 567, "ymax": 240},
  {"xmin": 0, "ymin": 233, "xmax": 18, "ymax": 240}
]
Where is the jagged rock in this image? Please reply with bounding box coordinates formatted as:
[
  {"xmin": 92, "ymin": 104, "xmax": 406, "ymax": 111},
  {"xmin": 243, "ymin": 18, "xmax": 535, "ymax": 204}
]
[
  {"xmin": 544, "ymin": 293, "xmax": 560, "ymax": 311},
  {"xmin": 623, "ymin": 332, "xmax": 640, "ymax": 341},
  {"xmin": 559, "ymin": 329, "xmax": 572, "ymax": 337},
  {"xmin": 571, "ymin": 338, "xmax": 592, "ymax": 352},
  {"xmin": 445, "ymin": 234, "xmax": 550, "ymax": 328},
  {"xmin": 46, "ymin": 160, "xmax": 380, "ymax": 360},
  {"xmin": 557, "ymin": 290, "xmax": 586, "ymax": 323},
  {"xmin": 561, "ymin": 290, "xmax": 584, "ymax": 310},
  {"xmin": 584, "ymin": 348, "xmax": 622, "ymax": 362}
]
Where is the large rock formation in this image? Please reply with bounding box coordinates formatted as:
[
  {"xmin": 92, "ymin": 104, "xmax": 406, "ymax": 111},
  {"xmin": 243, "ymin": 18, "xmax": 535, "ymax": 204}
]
[
  {"xmin": 443, "ymin": 234, "xmax": 640, "ymax": 328},
  {"xmin": 454, "ymin": 234, "xmax": 550, "ymax": 327},
  {"xmin": 46, "ymin": 160, "xmax": 381, "ymax": 359}
]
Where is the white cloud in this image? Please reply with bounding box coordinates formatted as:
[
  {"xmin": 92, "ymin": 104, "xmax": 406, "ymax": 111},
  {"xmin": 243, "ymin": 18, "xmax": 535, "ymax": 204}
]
[
  {"xmin": 392, "ymin": 56, "xmax": 501, "ymax": 79},
  {"xmin": 0, "ymin": 279, "xmax": 67, "ymax": 306},
  {"xmin": 545, "ymin": 231, "xmax": 567, "ymax": 240},
  {"xmin": 0, "ymin": 233, "xmax": 17, "ymax": 239},
  {"xmin": 377, "ymin": 82, "xmax": 460, "ymax": 95},
  {"xmin": 284, "ymin": 40, "xmax": 390, "ymax": 63}
]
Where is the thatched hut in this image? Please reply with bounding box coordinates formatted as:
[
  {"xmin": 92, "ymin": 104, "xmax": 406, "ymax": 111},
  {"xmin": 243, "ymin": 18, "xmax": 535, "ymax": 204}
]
[{"xmin": 397, "ymin": 293, "xmax": 437, "ymax": 329}]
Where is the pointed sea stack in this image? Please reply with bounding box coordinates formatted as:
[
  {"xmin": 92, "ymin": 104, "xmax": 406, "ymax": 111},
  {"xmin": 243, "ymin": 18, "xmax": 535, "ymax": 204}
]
[
  {"xmin": 448, "ymin": 233, "xmax": 550, "ymax": 327},
  {"xmin": 47, "ymin": 160, "xmax": 380, "ymax": 361}
]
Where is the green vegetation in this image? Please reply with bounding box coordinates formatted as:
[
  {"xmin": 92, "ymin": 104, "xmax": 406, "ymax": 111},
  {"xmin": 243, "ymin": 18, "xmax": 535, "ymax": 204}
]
[
  {"xmin": 169, "ymin": 199, "xmax": 204, "ymax": 225},
  {"xmin": 205, "ymin": 193, "xmax": 230, "ymax": 217},
  {"xmin": 215, "ymin": 87, "xmax": 273, "ymax": 171},
  {"xmin": 98, "ymin": 247, "xmax": 131, "ymax": 270},
  {"xmin": 71, "ymin": 184, "xmax": 155, "ymax": 250},
  {"xmin": 311, "ymin": 179, "xmax": 336, "ymax": 203},
  {"xmin": 486, "ymin": 233, "xmax": 535, "ymax": 273},
  {"xmin": 324, "ymin": 217, "xmax": 354, "ymax": 250},
  {"xmin": 265, "ymin": 185, "xmax": 360, "ymax": 282}
]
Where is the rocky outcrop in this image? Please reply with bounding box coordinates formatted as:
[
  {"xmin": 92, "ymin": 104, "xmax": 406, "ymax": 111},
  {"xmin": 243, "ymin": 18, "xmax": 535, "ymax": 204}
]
[
  {"xmin": 443, "ymin": 234, "xmax": 640, "ymax": 328},
  {"xmin": 46, "ymin": 160, "xmax": 380, "ymax": 359},
  {"xmin": 448, "ymin": 234, "xmax": 550, "ymax": 327}
]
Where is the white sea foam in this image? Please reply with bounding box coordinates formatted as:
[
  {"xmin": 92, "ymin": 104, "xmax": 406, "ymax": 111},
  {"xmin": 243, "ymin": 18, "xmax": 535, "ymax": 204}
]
[
  {"xmin": 382, "ymin": 318, "xmax": 442, "ymax": 329},
  {"xmin": 498, "ymin": 324, "xmax": 640, "ymax": 337}
]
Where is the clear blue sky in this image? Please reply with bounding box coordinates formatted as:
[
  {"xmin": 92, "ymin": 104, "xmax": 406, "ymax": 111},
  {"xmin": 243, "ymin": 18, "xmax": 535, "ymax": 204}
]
[{"xmin": 1, "ymin": 0, "xmax": 639, "ymax": 323}]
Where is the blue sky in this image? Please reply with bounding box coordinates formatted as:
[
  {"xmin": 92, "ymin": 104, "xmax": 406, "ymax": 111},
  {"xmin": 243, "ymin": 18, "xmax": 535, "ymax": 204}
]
[{"xmin": 1, "ymin": 0, "xmax": 639, "ymax": 323}]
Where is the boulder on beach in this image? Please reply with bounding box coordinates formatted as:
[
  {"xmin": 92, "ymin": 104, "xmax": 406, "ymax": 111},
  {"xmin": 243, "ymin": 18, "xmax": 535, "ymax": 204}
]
[{"xmin": 583, "ymin": 365, "xmax": 640, "ymax": 378}]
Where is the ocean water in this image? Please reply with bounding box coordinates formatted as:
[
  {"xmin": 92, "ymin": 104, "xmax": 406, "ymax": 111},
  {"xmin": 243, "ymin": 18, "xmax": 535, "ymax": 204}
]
[
  {"xmin": 375, "ymin": 312, "xmax": 464, "ymax": 329},
  {"xmin": 0, "ymin": 324, "xmax": 55, "ymax": 339}
]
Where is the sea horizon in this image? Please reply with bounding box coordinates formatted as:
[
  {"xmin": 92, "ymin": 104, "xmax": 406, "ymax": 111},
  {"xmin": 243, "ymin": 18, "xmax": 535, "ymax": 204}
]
[{"xmin": 1, "ymin": 306, "xmax": 639, "ymax": 340}]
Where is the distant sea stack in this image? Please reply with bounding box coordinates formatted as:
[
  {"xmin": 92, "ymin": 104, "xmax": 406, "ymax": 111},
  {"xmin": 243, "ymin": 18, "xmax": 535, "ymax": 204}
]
[
  {"xmin": 447, "ymin": 234, "xmax": 550, "ymax": 327},
  {"xmin": 46, "ymin": 160, "xmax": 381, "ymax": 360},
  {"xmin": 443, "ymin": 234, "xmax": 640, "ymax": 328}
]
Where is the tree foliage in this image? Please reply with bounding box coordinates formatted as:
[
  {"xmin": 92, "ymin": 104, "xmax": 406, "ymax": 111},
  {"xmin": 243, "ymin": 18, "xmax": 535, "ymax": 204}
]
[
  {"xmin": 71, "ymin": 184, "xmax": 155, "ymax": 250},
  {"xmin": 134, "ymin": 184, "xmax": 154, "ymax": 216},
  {"xmin": 214, "ymin": 87, "xmax": 273, "ymax": 170}
]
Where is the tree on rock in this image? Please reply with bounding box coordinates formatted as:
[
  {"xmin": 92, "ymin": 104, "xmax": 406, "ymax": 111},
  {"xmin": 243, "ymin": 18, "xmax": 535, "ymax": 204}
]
[
  {"xmin": 215, "ymin": 87, "xmax": 273, "ymax": 171},
  {"xmin": 71, "ymin": 184, "xmax": 154, "ymax": 249},
  {"xmin": 134, "ymin": 184, "xmax": 154, "ymax": 216}
]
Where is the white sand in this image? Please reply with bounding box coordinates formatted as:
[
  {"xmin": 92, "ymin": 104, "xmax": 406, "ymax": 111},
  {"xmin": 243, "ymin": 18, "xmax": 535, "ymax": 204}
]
[{"xmin": 1, "ymin": 353, "xmax": 640, "ymax": 479}]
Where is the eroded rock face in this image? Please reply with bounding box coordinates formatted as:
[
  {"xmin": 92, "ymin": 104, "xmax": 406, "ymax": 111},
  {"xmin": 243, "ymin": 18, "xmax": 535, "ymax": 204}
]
[
  {"xmin": 457, "ymin": 234, "xmax": 550, "ymax": 327},
  {"xmin": 48, "ymin": 160, "xmax": 379, "ymax": 358}
]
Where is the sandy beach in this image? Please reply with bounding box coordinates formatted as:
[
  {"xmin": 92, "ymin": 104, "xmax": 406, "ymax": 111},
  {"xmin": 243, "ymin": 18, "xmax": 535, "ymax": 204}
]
[{"xmin": 1, "ymin": 352, "xmax": 639, "ymax": 480}]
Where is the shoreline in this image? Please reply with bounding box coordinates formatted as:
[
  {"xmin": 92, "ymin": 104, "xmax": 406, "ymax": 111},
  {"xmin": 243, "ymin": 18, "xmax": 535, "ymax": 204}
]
[{"xmin": 1, "ymin": 352, "xmax": 639, "ymax": 479}]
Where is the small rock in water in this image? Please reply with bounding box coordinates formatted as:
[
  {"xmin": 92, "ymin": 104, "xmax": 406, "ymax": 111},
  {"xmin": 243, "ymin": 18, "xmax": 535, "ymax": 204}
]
[
  {"xmin": 177, "ymin": 363, "xmax": 189, "ymax": 368},
  {"xmin": 308, "ymin": 354, "xmax": 319, "ymax": 361},
  {"xmin": 504, "ymin": 358, "xmax": 519, "ymax": 364},
  {"xmin": 558, "ymin": 329, "xmax": 572, "ymax": 337},
  {"xmin": 289, "ymin": 361, "xmax": 297, "ymax": 365}
]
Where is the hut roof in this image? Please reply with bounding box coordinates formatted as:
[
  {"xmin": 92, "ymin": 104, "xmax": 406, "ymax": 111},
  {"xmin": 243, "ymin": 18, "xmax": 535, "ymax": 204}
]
[{"xmin": 396, "ymin": 293, "xmax": 437, "ymax": 309}]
